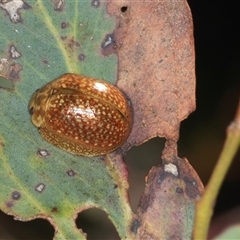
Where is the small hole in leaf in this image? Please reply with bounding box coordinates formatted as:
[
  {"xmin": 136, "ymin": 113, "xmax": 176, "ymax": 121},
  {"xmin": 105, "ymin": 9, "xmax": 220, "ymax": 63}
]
[
  {"xmin": 0, "ymin": 210, "xmax": 54, "ymax": 239},
  {"xmin": 125, "ymin": 137, "xmax": 165, "ymax": 211},
  {"xmin": 76, "ymin": 208, "xmax": 120, "ymax": 240},
  {"xmin": 121, "ymin": 6, "xmax": 128, "ymax": 12}
]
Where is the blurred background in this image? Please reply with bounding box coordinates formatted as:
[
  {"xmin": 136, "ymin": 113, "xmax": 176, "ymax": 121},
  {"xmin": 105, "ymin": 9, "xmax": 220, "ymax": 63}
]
[{"xmin": 1, "ymin": 1, "xmax": 240, "ymax": 239}]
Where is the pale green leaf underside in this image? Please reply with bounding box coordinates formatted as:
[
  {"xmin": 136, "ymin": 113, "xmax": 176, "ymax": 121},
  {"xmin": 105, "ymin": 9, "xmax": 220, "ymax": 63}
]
[{"xmin": 213, "ymin": 225, "xmax": 240, "ymax": 240}]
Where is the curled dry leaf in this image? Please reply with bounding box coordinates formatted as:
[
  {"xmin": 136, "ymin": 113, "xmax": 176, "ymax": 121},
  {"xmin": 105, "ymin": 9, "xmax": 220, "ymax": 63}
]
[{"xmin": 108, "ymin": 0, "xmax": 195, "ymax": 158}]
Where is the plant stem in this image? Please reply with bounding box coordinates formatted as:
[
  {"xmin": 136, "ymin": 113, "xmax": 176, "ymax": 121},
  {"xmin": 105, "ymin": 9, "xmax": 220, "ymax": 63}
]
[{"xmin": 193, "ymin": 100, "xmax": 240, "ymax": 240}]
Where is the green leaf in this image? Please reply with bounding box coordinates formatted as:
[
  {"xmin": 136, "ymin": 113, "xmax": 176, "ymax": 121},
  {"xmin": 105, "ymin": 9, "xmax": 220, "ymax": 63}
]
[
  {"xmin": 213, "ymin": 225, "xmax": 240, "ymax": 240},
  {"xmin": 0, "ymin": 1, "xmax": 132, "ymax": 239}
]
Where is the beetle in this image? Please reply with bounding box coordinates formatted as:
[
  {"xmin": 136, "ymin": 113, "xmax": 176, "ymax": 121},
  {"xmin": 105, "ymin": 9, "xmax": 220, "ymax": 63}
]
[{"xmin": 29, "ymin": 73, "xmax": 132, "ymax": 156}]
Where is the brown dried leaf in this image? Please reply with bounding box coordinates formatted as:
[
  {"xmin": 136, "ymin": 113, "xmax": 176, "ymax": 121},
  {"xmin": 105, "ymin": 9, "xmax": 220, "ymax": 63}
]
[
  {"xmin": 132, "ymin": 157, "xmax": 204, "ymax": 239},
  {"xmin": 109, "ymin": 0, "xmax": 195, "ymax": 150}
]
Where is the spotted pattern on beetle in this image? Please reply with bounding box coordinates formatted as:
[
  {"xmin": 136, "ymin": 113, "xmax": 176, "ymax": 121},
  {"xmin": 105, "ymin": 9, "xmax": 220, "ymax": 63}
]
[{"xmin": 29, "ymin": 73, "xmax": 132, "ymax": 156}]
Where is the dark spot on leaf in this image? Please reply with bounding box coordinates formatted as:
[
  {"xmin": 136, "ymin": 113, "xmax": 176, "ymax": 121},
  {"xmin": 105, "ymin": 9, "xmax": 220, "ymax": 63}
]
[
  {"xmin": 91, "ymin": 0, "xmax": 100, "ymax": 8},
  {"xmin": 6, "ymin": 201, "xmax": 13, "ymax": 208},
  {"xmin": 11, "ymin": 191, "xmax": 21, "ymax": 200},
  {"xmin": 101, "ymin": 34, "xmax": 115, "ymax": 49},
  {"xmin": 78, "ymin": 53, "xmax": 86, "ymax": 61},
  {"xmin": 67, "ymin": 169, "xmax": 76, "ymax": 176},
  {"xmin": 121, "ymin": 6, "xmax": 128, "ymax": 13},
  {"xmin": 0, "ymin": 139, "xmax": 5, "ymax": 147},
  {"xmin": 61, "ymin": 22, "xmax": 69, "ymax": 29},
  {"xmin": 157, "ymin": 171, "xmax": 165, "ymax": 184},
  {"xmin": 138, "ymin": 193, "xmax": 151, "ymax": 213},
  {"xmin": 61, "ymin": 36, "xmax": 67, "ymax": 40},
  {"xmin": 68, "ymin": 37, "xmax": 80, "ymax": 50},
  {"xmin": 35, "ymin": 183, "xmax": 46, "ymax": 193},
  {"xmin": 131, "ymin": 219, "xmax": 141, "ymax": 234},
  {"xmin": 183, "ymin": 176, "xmax": 199, "ymax": 199},
  {"xmin": 8, "ymin": 63, "xmax": 22, "ymax": 81},
  {"xmin": 176, "ymin": 187, "xmax": 183, "ymax": 194},
  {"xmin": 37, "ymin": 149, "xmax": 50, "ymax": 158},
  {"xmin": 42, "ymin": 59, "xmax": 49, "ymax": 65},
  {"xmin": 9, "ymin": 45, "xmax": 21, "ymax": 59},
  {"xmin": 114, "ymin": 184, "xmax": 118, "ymax": 189},
  {"xmin": 101, "ymin": 33, "xmax": 116, "ymax": 56},
  {"xmin": 52, "ymin": 0, "xmax": 65, "ymax": 11},
  {"xmin": 51, "ymin": 207, "xmax": 58, "ymax": 213},
  {"xmin": 159, "ymin": 59, "xmax": 163, "ymax": 63}
]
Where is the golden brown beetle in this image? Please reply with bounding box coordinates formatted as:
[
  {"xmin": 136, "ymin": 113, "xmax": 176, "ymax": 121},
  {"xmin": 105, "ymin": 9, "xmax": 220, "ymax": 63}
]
[{"xmin": 29, "ymin": 73, "xmax": 132, "ymax": 156}]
